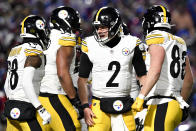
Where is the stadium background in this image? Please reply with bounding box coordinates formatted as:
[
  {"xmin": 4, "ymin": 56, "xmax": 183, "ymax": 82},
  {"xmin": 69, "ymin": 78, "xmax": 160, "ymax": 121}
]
[{"xmin": 0, "ymin": 0, "xmax": 196, "ymax": 130}]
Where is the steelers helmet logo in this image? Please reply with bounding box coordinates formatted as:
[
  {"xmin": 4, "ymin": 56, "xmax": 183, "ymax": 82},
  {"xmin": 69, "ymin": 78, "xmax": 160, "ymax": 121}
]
[
  {"xmin": 10, "ymin": 108, "xmax": 20, "ymax": 119},
  {"xmin": 58, "ymin": 10, "xmax": 68, "ymax": 19},
  {"xmin": 122, "ymin": 48, "xmax": 130, "ymax": 56},
  {"xmin": 113, "ymin": 100, "xmax": 123, "ymax": 111},
  {"xmin": 36, "ymin": 20, "xmax": 45, "ymax": 30}
]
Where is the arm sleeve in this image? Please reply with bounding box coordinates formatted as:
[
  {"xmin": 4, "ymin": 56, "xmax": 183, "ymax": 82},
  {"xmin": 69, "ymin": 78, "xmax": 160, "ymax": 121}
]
[
  {"xmin": 132, "ymin": 46, "xmax": 147, "ymax": 77},
  {"xmin": 79, "ymin": 53, "xmax": 93, "ymax": 78},
  {"xmin": 22, "ymin": 67, "xmax": 41, "ymax": 108}
]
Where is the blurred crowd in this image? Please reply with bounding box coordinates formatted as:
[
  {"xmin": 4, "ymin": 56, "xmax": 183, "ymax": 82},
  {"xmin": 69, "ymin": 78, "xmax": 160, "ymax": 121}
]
[{"xmin": 0, "ymin": 0, "xmax": 196, "ymax": 130}]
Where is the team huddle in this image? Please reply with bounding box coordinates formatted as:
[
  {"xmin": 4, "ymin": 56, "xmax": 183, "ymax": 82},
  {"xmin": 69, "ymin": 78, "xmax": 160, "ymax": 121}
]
[{"xmin": 3, "ymin": 4, "xmax": 193, "ymax": 131}]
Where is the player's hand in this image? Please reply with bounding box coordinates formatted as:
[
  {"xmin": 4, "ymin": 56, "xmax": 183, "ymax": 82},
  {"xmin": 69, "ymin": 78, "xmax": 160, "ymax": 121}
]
[
  {"xmin": 132, "ymin": 94, "xmax": 145, "ymax": 112},
  {"xmin": 37, "ymin": 106, "xmax": 51, "ymax": 125},
  {"xmin": 70, "ymin": 96, "xmax": 84, "ymax": 120},
  {"xmin": 84, "ymin": 107, "xmax": 96, "ymax": 126}
]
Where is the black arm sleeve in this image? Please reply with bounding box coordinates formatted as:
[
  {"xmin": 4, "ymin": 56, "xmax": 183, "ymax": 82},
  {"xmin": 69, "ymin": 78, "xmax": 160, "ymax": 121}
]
[
  {"xmin": 79, "ymin": 52, "xmax": 93, "ymax": 78},
  {"xmin": 132, "ymin": 46, "xmax": 147, "ymax": 77}
]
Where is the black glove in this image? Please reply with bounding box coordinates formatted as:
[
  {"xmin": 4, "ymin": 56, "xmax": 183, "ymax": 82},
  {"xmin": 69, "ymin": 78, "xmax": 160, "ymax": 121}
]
[
  {"xmin": 70, "ymin": 96, "xmax": 84, "ymax": 120},
  {"xmin": 182, "ymin": 107, "xmax": 190, "ymax": 122}
]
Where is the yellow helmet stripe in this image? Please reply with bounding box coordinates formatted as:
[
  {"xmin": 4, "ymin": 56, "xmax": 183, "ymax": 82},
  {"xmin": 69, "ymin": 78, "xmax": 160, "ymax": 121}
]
[
  {"xmin": 160, "ymin": 5, "xmax": 167, "ymax": 23},
  {"xmin": 95, "ymin": 7, "xmax": 105, "ymax": 21},
  {"xmin": 21, "ymin": 16, "xmax": 29, "ymax": 34}
]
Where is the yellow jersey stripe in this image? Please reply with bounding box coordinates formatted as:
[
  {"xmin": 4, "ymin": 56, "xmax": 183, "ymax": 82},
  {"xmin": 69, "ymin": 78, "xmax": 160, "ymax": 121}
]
[
  {"xmin": 146, "ymin": 37, "xmax": 164, "ymax": 45},
  {"xmin": 25, "ymin": 52, "xmax": 41, "ymax": 56},
  {"xmin": 24, "ymin": 49, "xmax": 43, "ymax": 54},
  {"xmin": 81, "ymin": 40, "xmax": 88, "ymax": 52},
  {"xmin": 146, "ymin": 35, "xmax": 163, "ymax": 41},
  {"xmin": 146, "ymin": 34, "xmax": 162, "ymax": 38},
  {"xmin": 21, "ymin": 16, "xmax": 29, "ymax": 34},
  {"xmin": 81, "ymin": 44, "xmax": 88, "ymax": 53},
  {"xmin": 58, "ymin": 39, "xmax": 76, "ymax": 46},
  {"xmin": 60, "ymin": 37, "xmax": 76, "ymax": 40},
  {"xmin": 136, "ymin": 39, "xmax": 142, "ymax": 44},
  {"xmin": 81, "ymin": 41, "xmax": 87, "ymax": 46},
  {"xmin": 160, "ymin": 5, "xmax": 166, "ymax": 23}
]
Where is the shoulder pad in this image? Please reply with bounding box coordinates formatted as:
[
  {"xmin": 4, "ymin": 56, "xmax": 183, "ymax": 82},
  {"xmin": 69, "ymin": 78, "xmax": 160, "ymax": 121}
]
[
  {"xmin": 173, "ymin": 36, "xmax": 186, "ymax": 45},
  {"xmin": 58, "ymin": 36, "xmax": 76, "ymax": 46},
  {"xmin": 58, "ymin": 33, "xmax": 76, "ymax": 46},
  {"xmin": 24, "ymin": 43, "xmax": 43, "ymax": 56},
  {"xmin": 145, "ymin": 33, "xmax": 164, "ymax": 45},
  {"xmin": 81, "ymin": 40, "xmax": 88, "ymax": 53}
]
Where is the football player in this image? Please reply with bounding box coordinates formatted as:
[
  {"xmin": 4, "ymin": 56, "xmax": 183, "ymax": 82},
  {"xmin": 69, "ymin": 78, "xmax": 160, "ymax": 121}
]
[
  {"xmin": 132, "ymin": 5, "xmax": 194, "ymax": 131},
  {"xmin": 121, "ymin": 21, "xmax": 147, "ymax": 131},
  {"xmin": 3, "ymin": 15, "xmax": 51, "ymax": 131},
  {"xmin": 39, "ymin": 6, "xmax": 82, "ymax": 131},
  {"xmin": 78, "ymin": 7, "xmax": 146, "ymax": 131}
]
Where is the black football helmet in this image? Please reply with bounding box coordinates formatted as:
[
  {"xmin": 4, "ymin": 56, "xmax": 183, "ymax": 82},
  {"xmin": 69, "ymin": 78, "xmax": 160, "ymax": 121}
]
[
  {"xmin": 20, "ymin": 15, "xmax": 49, "ymax": 50},
  {"xmin": 142, "ymin": 5, "xmax": 171, "ymax": 35},
  {"xmin": 50, "ymin": 6, "xmax": 81, "ymax": 34},
  {"xmin": 92, "ymin": 7, "xmax": 122, "ymax": 45}
]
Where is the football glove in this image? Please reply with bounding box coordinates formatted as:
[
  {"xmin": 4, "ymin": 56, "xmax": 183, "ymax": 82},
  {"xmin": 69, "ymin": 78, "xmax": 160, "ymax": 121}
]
[
  {"xmin": 132, "ymin": 94, "xmax": 145, "ymax": 112},
  {"xmin": 135, "ymin": 108, "xmax": 147, "ymax": 131},
  {"xmin": 70, "ymin": 96, "xmax": 84, "ymax": 120},
  {"xmin": 37, "ymin": 106, "xmax": 51, "ymax": 125}
]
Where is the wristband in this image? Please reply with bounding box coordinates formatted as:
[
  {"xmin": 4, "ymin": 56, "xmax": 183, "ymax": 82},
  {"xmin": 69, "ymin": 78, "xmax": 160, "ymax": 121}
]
[{"xmin": 81, "ymin": 103, "xmax": 89, "ymax": 110}]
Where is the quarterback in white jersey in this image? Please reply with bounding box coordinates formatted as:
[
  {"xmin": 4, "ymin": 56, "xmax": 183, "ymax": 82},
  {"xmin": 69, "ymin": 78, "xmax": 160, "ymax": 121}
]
[
  {"xmin": 4, "ymin": 15, "xmax": 51, "ymax": 131},
  {"xmin": 132, "ymin": 5, "xmax": 194, "ymax": 131},
  {"xmin": 39, "ymin": 6, "xmax": 82, "ymax": 131},
  {"xmin": 78, "ymin": 7, "xmax": 146, "ymax": 131}
]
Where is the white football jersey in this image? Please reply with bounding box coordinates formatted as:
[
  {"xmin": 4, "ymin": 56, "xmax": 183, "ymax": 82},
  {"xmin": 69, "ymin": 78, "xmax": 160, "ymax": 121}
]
[
  {"xmin": 4, "ymin": 43, "xmax": 44, "ymax": 102},
  {"xmin": 145, "ymin": 30, "xmax": 187, "ymax": 99},
  {"xmin": 40, "ymin": 29, "xmax": 77, "ymax": 94},
  {"xmin": 81, "ymin": 35, "xmax": 142, "ymax": 98}
]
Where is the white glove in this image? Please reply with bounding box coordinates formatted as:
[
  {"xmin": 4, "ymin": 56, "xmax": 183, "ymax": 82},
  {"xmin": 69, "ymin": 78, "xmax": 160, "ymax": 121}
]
[
  {"xmin": 135, "ymin": 108, "xmax": 147, "ymax": 122},
  {"xmin": 135, "ymin": 108, "xmax": 147, "ymax": 131},
  {"xmin": 176, "ymin": 96, "xmax": 189, "ymax": 109},
  {"xmin": 37, "ymin": 106, "xmax": 51, "ymax": 125}
]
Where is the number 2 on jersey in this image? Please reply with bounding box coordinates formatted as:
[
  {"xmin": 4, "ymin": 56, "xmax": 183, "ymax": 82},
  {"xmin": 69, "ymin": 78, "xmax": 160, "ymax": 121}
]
[
  {"xmin": 170, "ymin": 45, "xmax": 186, "ymax": 80},
  {"xmin": 8, "ymin": 58, "xmax": 19, "ymax": 90},
  {"xmin": 106, "ymin": 61, "xmax": 121, "ymax": 87}
]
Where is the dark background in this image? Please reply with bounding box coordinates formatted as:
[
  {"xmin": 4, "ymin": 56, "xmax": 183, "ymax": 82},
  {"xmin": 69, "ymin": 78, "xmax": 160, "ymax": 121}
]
[{"xmin": 0, "ymin": 0, "xmax": 196, "ymax": 130}]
